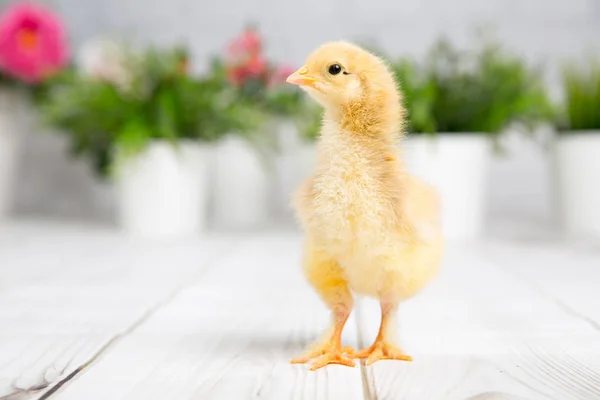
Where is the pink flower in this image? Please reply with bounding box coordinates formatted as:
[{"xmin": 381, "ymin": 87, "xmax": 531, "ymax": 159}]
[
  {"xmin": 226, "ymin": 53, "xmax": 268, "ymax": 86},
  {"xmin": 78, "ymin": 37, "xmax": 132, "ymax": 90},
  {"xmin": 245, "ymin": 55, "xmax": 267, "ymax": 78},
  {"xmin": 227, "ymin": 66, "xmax": 246, "ymax": 86},
  {"xmin": 224, "ymin": 26, "xmax": 273, "ymax": 87},
  {"xmin": 0, "ymin": 2, "xmax": 69, "ymax": 83},
  {"xmin": 227, "ymin": 27, "xmax": 261, "ymax": 58}
]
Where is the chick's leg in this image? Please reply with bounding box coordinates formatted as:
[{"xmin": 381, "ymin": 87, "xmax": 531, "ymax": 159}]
[
  {"xmin": 354, "ymin": 302, "xmax": 412, "ymax": 366},
  {"xmin": 291, "ymin": 247, "xmax": 355, "ymax": 370}
]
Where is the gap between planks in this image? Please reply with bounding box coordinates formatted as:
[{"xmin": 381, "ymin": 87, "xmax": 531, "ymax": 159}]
[
  {"xmin": 35, "ymin": 240, "xmax": 240, "ymax": 400},
  {"xmin": 483, "ymin": 241, "xmax": 600, "ymax": 333},
  {"xmin": 354, "ymin": 300, "xmax": 374, "ymax": 400},
  {"xmin": 356, "ymin": 243, "xmax": 600, "ymax": 400}
]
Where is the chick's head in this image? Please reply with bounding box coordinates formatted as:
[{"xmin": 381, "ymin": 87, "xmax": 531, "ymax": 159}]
[{"xmin": 287, "ymin": 41, "xmax": 399, "ymax": 114}]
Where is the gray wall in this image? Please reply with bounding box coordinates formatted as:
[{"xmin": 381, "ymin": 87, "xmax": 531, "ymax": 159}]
[{"xmin": 12, "ymin": 0, "xmax": 600, "ymax": 230}]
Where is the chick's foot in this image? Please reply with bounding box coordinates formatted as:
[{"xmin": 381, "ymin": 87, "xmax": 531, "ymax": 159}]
[
  {"xmin": 291, "ymin": 343, "xmax": 356, "ymax": 370},
  {"xmin": 353, "ymin": 341, "xmax": 412, "ymax": 366},
  {"xmin": 308, "ymin": 350, "xmax": 356, "ymax": 371}
]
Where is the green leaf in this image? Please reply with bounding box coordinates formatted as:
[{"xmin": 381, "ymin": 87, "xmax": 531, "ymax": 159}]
[
  {"xmin": 115, "ymin": 118, "xmax": 149, "ymax": 157},
  {"xmin": 562, "ymin": 61, "xmax": 600, "ymax": 131}
]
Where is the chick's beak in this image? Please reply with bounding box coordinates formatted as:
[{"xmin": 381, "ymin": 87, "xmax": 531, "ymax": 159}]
[{"xmin": 286, "ymin": 66, "xmax": 317, "ymax": 87}]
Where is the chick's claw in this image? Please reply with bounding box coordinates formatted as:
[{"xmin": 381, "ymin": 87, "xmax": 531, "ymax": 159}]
[
  {"xmin": 354, "ymin": 342, "xmax": 412, "ymax": 366},
  {"xmin": 291, "ymin": 345, "xmax": 356, "ymax": 369},
  {"xmin": 309, "ymin": 351, "xmax": 356, "ymax": 371}
]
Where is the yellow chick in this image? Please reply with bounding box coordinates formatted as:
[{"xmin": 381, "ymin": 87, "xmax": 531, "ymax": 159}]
[{"xmin": 286, "ymin": 41, "xmax": 444, "ymax": 370}]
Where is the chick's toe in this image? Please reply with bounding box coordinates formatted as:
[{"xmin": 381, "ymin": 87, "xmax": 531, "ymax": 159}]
[
  {"xmin": 291, "ymin": 345, "xmax": 355, "ymax": 364},
  {"xmin": 354, "ymin": 341, "xmax": 412, "ymax": 366}
]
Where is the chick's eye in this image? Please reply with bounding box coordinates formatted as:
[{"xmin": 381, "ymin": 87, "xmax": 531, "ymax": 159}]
[{"xmin": 328, "ymin": 64, "xmax": 342, "ymax": 75}]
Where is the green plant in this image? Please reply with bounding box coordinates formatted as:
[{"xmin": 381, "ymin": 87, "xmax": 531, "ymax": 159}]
[
  {"xmin": 393, "ymin": 35, "xmax": 555, "ymax": 138},
  {"xmin": 560, "ymin": 61, "xmax": 600, "ymax": 132},
  {"xmin": 39, "ymin": 44, "xmax": 266, "ymax": 178},
  {"xmin": 391, "ymin": 59, "xmax": 436, "ymax": 134},
  {"xmin": 265, "ymin": 87, "xmax": 304, "ymax": 118}
]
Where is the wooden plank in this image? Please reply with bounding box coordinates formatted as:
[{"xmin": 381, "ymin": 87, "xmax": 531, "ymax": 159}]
[
  {"xmin": 483, "ymin": 239, "xmax": 600, "ymax": 328},
  {"xmin": 5, "ymin": 222, "xmax": 599, "ymax": 399},
  {"xmin": 52, "ymin": 234, "xmax": 365, "ymax": 400},
  {"xmin": 0, "ymin": 220, "xmax": 118, "ymax": 289},
  {"xmin": 0, "ymin": 221, "xmax": 230, "ymax": 399},
  {"xmin": 358, "ymin": 243, "xmax": 600, "ymax": 400}
]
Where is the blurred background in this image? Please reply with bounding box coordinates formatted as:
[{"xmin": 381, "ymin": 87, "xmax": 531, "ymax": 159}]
[
  {"xmin": 0, "ymin": 3, "xmax": 598, "ymax": 397},
  {"xmin": 0, "ymin": 0, "xmax": 599, "ymax": 241}
]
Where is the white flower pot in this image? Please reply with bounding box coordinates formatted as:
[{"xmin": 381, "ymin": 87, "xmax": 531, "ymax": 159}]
[
  {"xmin": 554, "ymin": 132, "xmax": 600, "ymax": 238},
  {"xmin": 275, "ymin": 140, "xmax": 317, "ymax": 225},
  {"xmin": 402, "ymin": 134, "xmax": 491, "ymax": 240},
  {"xmin": 0, "ymin": 88, "xmax": 28, "ymax": 219},
  {"xmin": 115, "ymin": 141, "xmax": 211, "ymax": 239},
  {"xmin": 273, "ymin": 119, "xmax": 302, "ymax": 153},
  {"xmin": 0, "ymin": 121, "xmax": 19, "ymax": 219},
  {"xmin": 212, "ymin": 135, "xmax": 270, "ymax": 230}
]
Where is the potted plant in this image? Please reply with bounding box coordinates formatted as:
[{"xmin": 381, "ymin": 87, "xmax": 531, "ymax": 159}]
[
  {"xmin": 39, "ymin": 39, "xmax": 262, "ymax": 238},
  {"xmin": 213, "ymin": 25, "xmax": 298, "ymax": 230},
  {"xmin": 554, "ymin": 61, "xmax": 600, "ymax": 238},
  {"xmin": 0, "ymin": 1, "xmax": 68, "ymax": 219},
  {"xmin": 394, "ymin": 36, "xmax": 554, "ymax": 240}
]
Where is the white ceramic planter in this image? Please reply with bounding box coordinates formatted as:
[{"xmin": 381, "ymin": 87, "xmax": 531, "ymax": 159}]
[
  {"xmin": 402, "ymin": 134, "xmax": 491, "ymax": 240},
  {"xmin": 554, "ymin": 132, "xmax": 600, "ymax": 238},
  {"xmin": 273, "ymin": 119, "xmax": 302, "ymax": 154},
  {"xmin": 212, "ymin": 135, "xmax": 270, "ymax": 230},
  {"xmin": 269, "ymin": 119, "xmax": 317, "ymax": 225},
  {"xmin": 0, "ymin": 118, "xmax": 19, "ymax": 219},
  {"xmin": 0, "ymin": 89, "xmax": 28, "ymax": 219},
  {"xmin": 275, "ymin": 140, "xmax": 317, "ymax": 225},
  {"xmin": 115, "ymin": 141, "xmax": 211, "ymax": 239}
]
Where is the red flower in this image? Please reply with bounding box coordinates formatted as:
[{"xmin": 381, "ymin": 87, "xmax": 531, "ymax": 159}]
[
  {"xmin": 0, "ymin": 2, "xmax": 69, "ymax": 83},
  {"xmin": 245, "ymin": 55, "xmax": 267, "ymax": 78},
  {"xmin": 227, "ymin": 66, "xmax": 246, "ymax": 86},
  {"xmin": 227, "ymin": 27, "xmax": 261, "ymax": 58},
  {"xmin": 226, "ymin": 57, "xmax": 267, "ymax": 86}
]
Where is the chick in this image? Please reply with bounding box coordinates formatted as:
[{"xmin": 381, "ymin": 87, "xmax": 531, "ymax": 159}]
[{"xmin": 286, "ymin": 41, "xmax": 443, "ymax": 370}]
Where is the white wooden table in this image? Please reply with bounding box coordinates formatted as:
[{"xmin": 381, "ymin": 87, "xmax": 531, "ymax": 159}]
[{"xmin": 1, "ymin": 221, "xmax": 599, "ymax": 400}]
